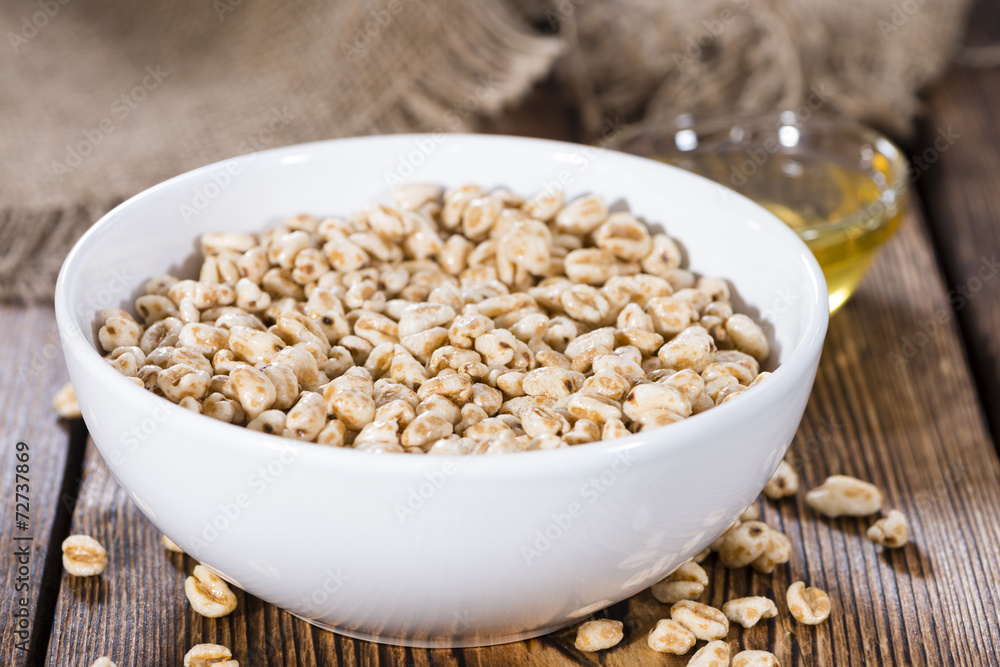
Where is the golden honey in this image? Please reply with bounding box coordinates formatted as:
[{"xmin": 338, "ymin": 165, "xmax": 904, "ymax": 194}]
[{"xmin": 661, "ymin": 151, "xmax": 904, "ymax": 313}]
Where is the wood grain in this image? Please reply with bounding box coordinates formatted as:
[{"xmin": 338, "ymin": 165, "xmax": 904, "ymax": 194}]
[
  {"xmin": 0, "ymin": 305, "xmax": 85, "ymax": 667},
  {"xmin": 917, "ymin": 0, "xmax": 1000, "ymax": 446},
  {"xmin": 37, "ymin": 208, "xmax": 1000, "ymax": 666}
]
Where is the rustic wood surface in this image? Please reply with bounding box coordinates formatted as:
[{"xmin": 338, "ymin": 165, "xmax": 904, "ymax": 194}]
[
  {"xmin": 917, "ymin": 0, "xmax": 1000, "ymax": 447},
  {"xmin": 7, "ymin": 22, "xmax": 1000, "ymax": 667},
  {"xmin": 24, "ymin": 206, "xmax": 1000, "ymax": 666},
  {"xmin": 0, "ymin": 305, "xmax": 87, "ymax": 667}
]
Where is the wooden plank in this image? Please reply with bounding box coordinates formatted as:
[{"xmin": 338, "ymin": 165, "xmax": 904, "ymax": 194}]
[
  {"xmin": 39, "ymin": 206, "xmax": 1000, "ymax": 665},
  {"xmin": 917, "ymin": 0, "xmax": 1000, "ymax": 445},
  {"xmin": 0, "ymin": 305, "xmax": 84, "ymax": 666}
]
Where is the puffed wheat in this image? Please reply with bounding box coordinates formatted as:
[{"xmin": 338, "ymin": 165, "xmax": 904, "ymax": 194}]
[
  {"xmin": 805, "ymin": 475, "xmax": 883, "ymax": 517},
  {"xmin": 574, "ymin": 619, "xmax": 624, "ymax": 652},
  {"xmin": 732, "ymin": 650, "xmax": 781, "ymax": 667},
  {"xmin": 670, "ymin": 600, "xmax": 729, "ymax": 641},
  {"xmin": 61, "ymin": 534, "xmax": 107, "ymax": 577},
  {"xmin": 113, "ymin": 183, "xmax": 776, "ymax": 453},
  {"xmin": 723, "ymin": 596, "xmax": 778, "ymax": 628},
  {"xmin": 162, "ymin": 534, "xmax": 184, "ymax": 553},
  {"xmin": 647, "ymin": 618, "xmax": 696, "ymax": 654},
  {"xmin": 650, "ymin": 561, "xmax": 709, "ymax": 604},
  {"xmin": 185, "ymin": 564, "xmax": 238, "ymax": 618},
  {"xmin": 183, "ymin": 643, "xmax": 239, "ymax": 667},
  {"xmin": 718, "ymin": 521, "xmax": 771, "ymax": 569},
  {"xmin": 786, "ymin": 581, "xmax": 832, "ymax": 625},
  {"xmin": 764, "ymin": 459, "xmax": 799, "ymax": 499},
  {"xmin": 867, "ymin": 509, "xmax": 910, "ymax": 548},
  {"xmin": 53, "ymin": 382, "xmax": 82, "ymax": 419},
  {"xmin": 687, "ymin": 641, "xmax": 731, "ymax": 667}
]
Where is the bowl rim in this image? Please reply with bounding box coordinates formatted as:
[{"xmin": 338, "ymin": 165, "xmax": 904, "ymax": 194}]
[
  {"xmin": 609, "ymin": 110, "xmax": 909, "ymax": 237},
  {"xmin": 55, "ymin": 132, "xmax": 829, "ymax": 475}
]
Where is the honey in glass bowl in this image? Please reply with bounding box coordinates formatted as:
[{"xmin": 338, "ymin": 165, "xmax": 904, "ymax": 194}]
[{"xmin": 611, "ymin": 112, "xmax": 907, "ymax": 313}]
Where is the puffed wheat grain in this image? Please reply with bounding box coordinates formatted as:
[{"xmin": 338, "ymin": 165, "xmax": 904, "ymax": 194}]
[
  {"xmin": 651, "ymin": 561, "xmax": 708, "ymax": 604},
  {"xmin": 183, "ymin": 643, "xmax": 239, "ymax": 667},
  {"xmin": 687, "ymin": 641, "xmax": 730, "ymax": 667},
  {"xmin": 786, "ymin": 581, "xmax": 831, "ymax": 625},
  {"xmin": 867, "ymin": 509, "xmax": 910, "ymax": 548},
  {"xmin": 162, "ymin": 534, "xmax": 184, "ymax": 553},
  {"xmin": 53, "ymin": 382, "xmax": 82, "ymax": 419},
  {"xmin": 670, "ymin": 600, "xmax": 729, "ymax": 641},
  {"xmin": 805, "ymin": 475, "xmax": 883, "ymax": 517},
  {"xmin": 574, "ymin": 619, "xmax": 624, "ymax": 652},
  {"xmin": 118, "ymin": 183, "xmax": 776, "ymax": 454},
  {"xmin": 647, "ymin": 618, "xmax": 696, "ymax": 654},
  {"xmin": 723, "ymin": 596, "xmax": 778, "ymax": 628},
  {"xmin": 185, "ymin": 564, "xmax": 238, "ymax": 618},
  {"xmin": 62, "ymin": 535, "xmax": 107, "ymax": 576},
  {"xmin": 732, "ymin": 650, "xmax": 781, "ymax": 667},
  {"xmin": 764, "ymin": 460, "xmax": 799, "ymax": 499}
]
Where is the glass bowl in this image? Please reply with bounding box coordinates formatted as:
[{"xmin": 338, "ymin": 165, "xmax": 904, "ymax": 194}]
[{"xmin": 610, "ymin": 111, "xmax": 908, "ymax": 313}]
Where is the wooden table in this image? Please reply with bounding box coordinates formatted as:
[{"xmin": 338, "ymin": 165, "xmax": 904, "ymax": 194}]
[{"xmin": 4, "ymin": 18, "xmax": 1000, "ymax": 667}]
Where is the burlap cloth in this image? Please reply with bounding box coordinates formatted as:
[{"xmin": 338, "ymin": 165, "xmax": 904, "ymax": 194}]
[{"xmin": 0, "ymin": 0, "xmax": 970, "ymax": 300}]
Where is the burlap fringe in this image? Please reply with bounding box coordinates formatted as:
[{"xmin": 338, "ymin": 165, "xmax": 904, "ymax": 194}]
[
  {"xmin": 0, "ymin": 202, "xmax": 118, "ymax": 302},
  {"xmin": 551, "ymin": 0, "xmax": 972, "ymax": 139},
  {"xmin": 0, "ymin": 0, "xmax": 973, "ymax": 302},
  {"xmin": 0, "ymin": 0, "xmax": 560, "ymax": 302}
]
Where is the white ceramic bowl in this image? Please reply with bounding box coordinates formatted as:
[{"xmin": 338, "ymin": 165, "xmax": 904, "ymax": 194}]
[{"xmin": 55, "ymin": 134, "xmax": 827, "ymax": 648}]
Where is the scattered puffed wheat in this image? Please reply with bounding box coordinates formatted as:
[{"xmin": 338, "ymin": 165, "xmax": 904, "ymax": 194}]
[
  {"xmin": 867, "ymin": 509, "xmax": 910, "ymax": 548},
  {"xmin": 185, "ymin": 564, "xmax": 238, "ymax": 618},
  {"xmin": 53, "ymin": 382, "xmax": 82, "ymax": 419},
  {"xmin": 763, "ymin": 460, "xmax": 798, "ymax": 499},
  {"xmin": 647, "ymin": 618, "xmax": 696, "ymax": 654},
  {"xmin": 805, "ymin": 475, "xmax": 883, "ymax": 517},
  {"xmin": 574, "ymin": 619, "xmax": 624, "ymax": 652},
  {"xmin": 687, "ymin": 640, "xmax": 731, "ymax": 667},
  {"xmin": 183, "ymin": 643, "xmax": 239, "ymax": 667},
  {"xmin": 670, "ymin": 600, "xmax": 729, "ymax": 641},
  {"xmin": 651, "ymin": 561, "xmax": 709, "ymax": 604},
  {"xmin": 740, "ymin": 503, "xmax": 760, "ymax": 521},
  {"xmin": 786, "ymin": 581, "xmax": 832, "ymax": 625},
  {"xmin": 61, "ymin": 535, "xmax": 108, "ymax": 577},
  {"xmin": 750, "ymin": 527, "xmax": 791, "ymax": 574},
  {"xmin": 723, "ymin": 596, "xmax": 778, "ymax": 628},
  {"xmin": 718, "ymin": 521, "xmax": 771, "ymax": 568},
  {"xmin": 732, "ymin": 650, "xmax": 781, "ymax": 667},
  {"xmin": 162, "ymin": 534, "xmax": 184, "ymax": 553}
]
